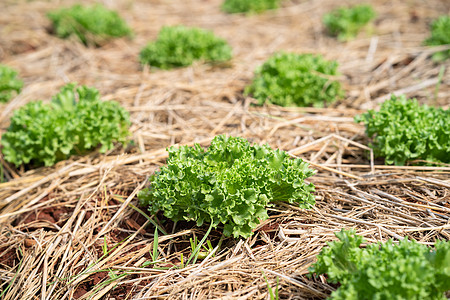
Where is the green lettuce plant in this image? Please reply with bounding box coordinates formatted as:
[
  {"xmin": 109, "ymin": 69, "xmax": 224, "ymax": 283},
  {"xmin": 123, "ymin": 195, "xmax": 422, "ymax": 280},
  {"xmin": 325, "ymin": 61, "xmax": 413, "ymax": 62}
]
[
  {"xmin": 323, "ymin": 4, "xmax": 376, "ymax": 41},
  {"xmin": 47, "ymin": 4, "xmax": 132, "ymax": 46},
  {"xmin": 424, "ymin": 15, "xmax": 450, "ymax": 61},
  {"xmin": 221, "ymin": 0, "xmax": 280, "ymax": 14},
  {"xmin": 309, "ymin": 229, "xmax": 450, "ymax": 300},
  {"xmin": 0, "ymin": 64, "xmax": 23, "ymax": 103},
  {"xmin": 1, "ymin": 83, "xmax": 131, "ymax": 167},
  {"xmin": 138, "ymin": 135, "xmax": 316, "ymax": 238},
  {"xmin": 245, "ymin": 52, "xmax": 344, "ymax": 107},
  {"xmin": 355, "ymin": 95, "xmax": 450, "ymax": 165},
  {"xmin": 139, "ymin": 26, "xmax": 232, "ymax": 70}
]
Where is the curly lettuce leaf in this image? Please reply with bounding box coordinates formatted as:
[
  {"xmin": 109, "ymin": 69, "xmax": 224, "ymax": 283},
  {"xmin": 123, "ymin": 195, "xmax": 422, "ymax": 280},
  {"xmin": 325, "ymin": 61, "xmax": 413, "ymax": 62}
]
[
  {"xmin": 1, "ymin": 83, "xmax": 131, "ymax": 167},
  {"xmin": 323, "ymin": 4, "xmax": 376, "ymax": 41},
  {"xmin": 355, "ymin": 94, "xmax": 450, "ymax": 165},
  {"xmin": 309, "ymin": 229, "xmax": 450, "ymax": 300},
  {"xmin": 139, "ymin": 26, "xmax": 232, "ymax": 70},
  {"xmin": 424, "ymin": 15, "xmax": 450, "ymax": 61},
  {"xmin": 138, "ymin": 135, "xmax": 316, "ymax": 238},
  {"xmin": 245, "ymin": 52, "xmax": 344, "ymax": 107},
  {"xmin": 0, "ymin": 64, "xmax": 23, "ymax": 103},
  {"xmin": 47, "ymin": 4, "xmax": 132, "ymax": 46},
  {"xmin": 221, "ymin": 0, "xmax": 280, "ymax": 14}
]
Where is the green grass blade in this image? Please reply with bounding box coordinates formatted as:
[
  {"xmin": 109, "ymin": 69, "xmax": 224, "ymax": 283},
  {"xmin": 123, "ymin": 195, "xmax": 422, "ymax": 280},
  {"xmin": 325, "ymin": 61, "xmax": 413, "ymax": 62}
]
[
  {"xmin": 185, "ymin": 223, "xmax": 214, "ymax": 266},
  {"xmin": 112, "ymin": 194, "xmax": 168, "ymax": 235},
  {"xmin": 152, "ymin": 227, "xmax": 159, "ymax": 262},
  {"xmin": 0, "ymin": 255, "xmax": 22, "ymax": 298}
]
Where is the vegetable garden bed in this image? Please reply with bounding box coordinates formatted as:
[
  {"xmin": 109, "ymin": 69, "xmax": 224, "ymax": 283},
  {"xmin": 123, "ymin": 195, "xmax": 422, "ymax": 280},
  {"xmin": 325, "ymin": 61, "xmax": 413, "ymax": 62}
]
[{"xmin": 0, "ymin": 0, "xmax": 449, "ymax": 299}]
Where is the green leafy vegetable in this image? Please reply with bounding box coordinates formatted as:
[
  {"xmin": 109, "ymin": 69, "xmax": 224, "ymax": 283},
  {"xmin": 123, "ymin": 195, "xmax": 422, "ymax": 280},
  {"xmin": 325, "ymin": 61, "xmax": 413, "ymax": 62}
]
[
  {"xmin": 139, "ymin": 26, "xmax": 232, "ymax": 70},
  {"xmin": 1, "ymin": 83, "xmax": 131, "ymax": 167},
  {"xmin": 323, "ymin": 4, "xmax": 376, "ymax": 41},
  {"xmin": 309, "ymin": 229, "xmax": 450, "ymax": 300},
  {"xmin": 355, "ymin": 94, "xmax": 450, "ymax": 165},
  {"xmin": 245, "ymin": 52, "xmax": 344, "ymax": 107},
  {"xmin": 424, "ymin": 15, "xmax": 450, "ymax": 61},
  {"xmin": 138, "ymin": 135, "xmax": 315, "ymax": 238},
  {"xmin": 221, "ymin": 0, "xmax": 280, "ymax": 14},
  {"xmin": 47, "ymin": 4, "xmax": 132, "ymax": 46},
  {"xmin": 0, "ymin": 64, "xmax": 23, "ymax": 103}
]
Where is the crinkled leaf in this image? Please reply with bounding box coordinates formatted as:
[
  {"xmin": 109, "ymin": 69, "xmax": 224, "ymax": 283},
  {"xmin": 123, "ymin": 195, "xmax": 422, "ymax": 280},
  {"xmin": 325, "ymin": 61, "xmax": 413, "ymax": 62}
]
[
  {"xmin": 424, "ymin": 15, "xmax": 450, "ymax": 61},
  {"xmin": 0, "ymin": 64, "xmax": 23, "ymax": 103},
  {"xmin": 245, "ymin": 52, "xmax": 344, "ymax": 107},
  {"xmin": 138, "ymin": 135, "xmax": 316, "ymax": 238},
  {"xmin": 47, "ymin": 4, "xmax": 132, "ymax": 46},
  {"xmin": 1, "ymin": 83, "xmax": 131, "ymax": 167},
  {"xmin": 323, "ymin": 5, "xmax": 376, "ymax": 41},
  {"xmin": 221, "ymin": 0, "xmax": 280, "ymax": 14},
  {"xmin": 140, "ymin": 26, "xmax": 232, "ymax": 70},
  {"xmin": 309, "ymin": 229, "xmax": 450, "ymax": 299},
  {"xmin": 356, "ymin": 94, "xmax": 450, "ymax": 165}
]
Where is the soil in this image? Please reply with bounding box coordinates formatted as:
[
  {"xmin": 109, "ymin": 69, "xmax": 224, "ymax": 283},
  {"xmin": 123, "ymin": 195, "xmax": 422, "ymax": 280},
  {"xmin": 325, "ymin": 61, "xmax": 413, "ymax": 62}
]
[
  {"xmin": 14, "ymin": 204, "xmax": 70, "ymax": 230},
  {"xmin": 73, "ymin": 271, "xmax": 109, "ymax": 299},
  {"xmin": 0, "ymin": 247, "xmax": 20, "ymax": 269}
]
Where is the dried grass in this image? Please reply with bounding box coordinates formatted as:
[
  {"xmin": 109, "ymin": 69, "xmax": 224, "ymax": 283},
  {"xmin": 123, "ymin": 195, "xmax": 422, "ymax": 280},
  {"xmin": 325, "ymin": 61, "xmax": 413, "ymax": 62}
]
[{"xmin": 0, "ymin": 0, "xmax": 449, "ymax": 299}]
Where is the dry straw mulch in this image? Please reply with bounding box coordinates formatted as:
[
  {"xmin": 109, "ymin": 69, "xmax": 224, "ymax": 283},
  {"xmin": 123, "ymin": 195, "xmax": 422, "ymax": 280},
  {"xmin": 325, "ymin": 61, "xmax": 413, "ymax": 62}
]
[{"xmin": 1, "ymin": 0, "xmax": 449, "ymax": 299}]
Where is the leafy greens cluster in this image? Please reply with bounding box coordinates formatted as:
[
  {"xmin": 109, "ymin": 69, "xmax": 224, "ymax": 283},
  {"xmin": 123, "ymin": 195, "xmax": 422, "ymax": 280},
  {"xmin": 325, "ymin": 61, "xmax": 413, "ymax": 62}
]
[
  {"xmin": 47, "ymin": 4, "xmax": 132, "ymax": 46},
  {"xmin": 139, "ymin": 26, "xmax": 232, "ymax": 70},
  {"xmin": 138, "ymin": 135, "xmax": 316, "ymax": 238},
  {"xmin": 323, "ymin": 4, "xmax": 376, "ymax": 41},
  {"xmin": 424, "ymin": 15, "xmax": 450, "ymax": 61},
  {"xmin": 309, "ymin": 229, "xmax": 450, "ymax": 300},
  {"xmin": 1, "ymin": 83, "xmax": 131, "ymax": 167},
  {"xmin": 221, "ymin": 0, "xmax": 280, "ymax": 14},
  {"xmin": 0, "ymin": 64, "xmax": 23, "ymax": 103},
  {"xmin": 245, "ymin": 52, "xmax": 344, "ymax": 107},
  {"xmin": 355, "ymin": 94, "xmax": 450, "ymax": 165}
]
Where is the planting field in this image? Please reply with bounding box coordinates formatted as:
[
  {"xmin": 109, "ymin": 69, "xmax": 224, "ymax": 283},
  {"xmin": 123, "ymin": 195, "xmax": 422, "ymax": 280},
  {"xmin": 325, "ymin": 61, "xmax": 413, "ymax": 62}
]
[{"xmin": 0, "ymin": 0, "xmax": 449, "ymax": 299}]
